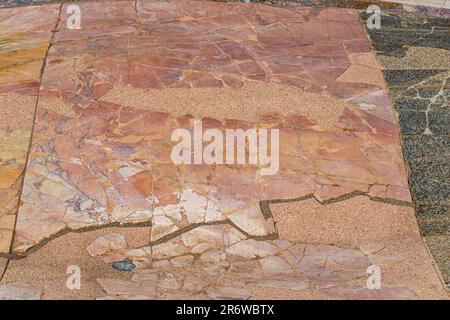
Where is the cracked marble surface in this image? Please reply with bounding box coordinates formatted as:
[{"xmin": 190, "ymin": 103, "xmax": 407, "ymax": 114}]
[
  {"xmin": 2, "ymin": 198, "xmax": 448, "ymax": 300},
  {"xmin": 3, "ymin": 0, "xmax": 413, "ymax": 254},
  {"xmin": 91, "ymin": 226, "xmax": 418, "ymax": 300},
  {"xmin": 0, "ymin": 0, "xmax": 448, "ymax": 299}
]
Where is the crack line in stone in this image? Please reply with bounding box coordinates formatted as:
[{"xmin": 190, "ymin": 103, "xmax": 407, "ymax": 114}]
[
  {"xmin": 1, "ymin": 191, "xmax": 412, "ymax": 260},
  {"xmin": 8, "ymin": 3, "xmax": 64, "ymax": 254}
]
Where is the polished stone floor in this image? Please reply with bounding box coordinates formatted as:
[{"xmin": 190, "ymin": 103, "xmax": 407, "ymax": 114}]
[{"xmin": 0, "ymin": 0, "xmax": 448, "ymax": 299}]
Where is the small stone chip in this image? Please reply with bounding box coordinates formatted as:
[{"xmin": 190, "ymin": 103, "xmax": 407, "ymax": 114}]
[{"xmin": 112, "ymin": 260, "xmax": 136, "ymax": 272}]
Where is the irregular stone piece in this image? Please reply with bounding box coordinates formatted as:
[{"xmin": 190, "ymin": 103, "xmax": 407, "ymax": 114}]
[
  {"xmin": 132, "ymin": 269, "xmax": 159, "ymax": 283},
  {"xmin": 203, "ymin": 266, "xmax": 227, "ymax": 276},
  {"xmin": 227, "ymin": 205, "xmax": 272, "ymax": 237},
  {"xmin": 259, "ymin": 255, "xmax": 293, "ymax": 274},
  {"xmin": 230, "ymin": 260, "xmax": 262, "ymax": 274},
  {"xmin": 97, "ymin": 279, "xmax": 140, "ymax": 295},
  {"xmin": 151, "ymin": 216, "xmax": 179, "ymax": 241},
  {"xmin": 152, "ymin": 242, "xmax": 190, "ymax": 259},
  {"xmin": 171, "ymin": 255, "xmax": 194, "ymax": 267},
  {"xmin": 0, "ymin": 284, "xmax": 42, "ymax": 300},
  {"xmin": 253, "ymin": 275, "xmax": 310, "ymax": 291},
  {"xmin": 112, "ymin": 260, "xmax": 136, "ymax": 272},
  {"xmin": 200, "ymin": 250, "xmax": 227, "ymax": 264},
  {"xmin": 125, "ymin": 249, "xmax": 146, "ymax": 259},
  {"xmin": 158, "ymin": 272, "xmax": 183, "ymax": 290},
  {"xmin": 226, "ymin": 240, "xmax": 279, "ymax": 259},
  {"xmin": 87, "ymin": 234, "xmax": 127, "ymax": 257}
]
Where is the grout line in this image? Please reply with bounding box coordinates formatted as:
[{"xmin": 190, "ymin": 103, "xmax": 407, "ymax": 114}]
[
  {"xmin": 0, "ymin": 218, "xmax": 276, "ymax": 260},
  {"xmin": 1, "ymin": 191, "xmax": 411, "ymax": 260},
  {"xmin": 2, "ymin": 221, "xmax": 152, "ymax": 260},
  {"xmin": 420, "ymin": 234, "xmax": 449, "ymax": 294},
  {"xmin": 7, "ymin": 3, "xmax": 64, "ymax": 254},
  {"xmin": 0, "ymin": 259, "xmax": 9, "ymax": 282}
]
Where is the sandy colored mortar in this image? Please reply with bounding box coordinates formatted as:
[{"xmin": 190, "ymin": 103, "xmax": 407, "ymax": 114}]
[
  {"xmin": 270, "ymin": 195, "xmax": 449, "ymax": 299},
  {"xmin": 270, "ymin": 196, "xmax": 418, "ymax": 246},
  {"xmin": 247, "ymin": 285, "xmax": 333, "ymax": 299},
  {"xmin": 379, "ymin": 235, "xmax": 449, "ymax": 299},
  {"xmin": 0, "ymin": 257, "xmax": 7, "ymax": 278},
  {"xmin": 100, "ymin": 82, "xmax": 349, "ymax": 130},
  {"xmin": 39, "ymin": 96, "xmax": 76, "ymax": 118},
  {"xmin": 1, "ymin": 227, "xmax": 150, "ymax": 300},
  {"xmin": 0, "ymin": 92, "xmax": 36, "ymax": 131}
]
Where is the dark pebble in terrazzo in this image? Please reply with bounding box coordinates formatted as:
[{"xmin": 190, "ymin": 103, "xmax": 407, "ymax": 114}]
[{"xmin": 112, "ymin": 260, "xmax": 136, "ymax": 272}]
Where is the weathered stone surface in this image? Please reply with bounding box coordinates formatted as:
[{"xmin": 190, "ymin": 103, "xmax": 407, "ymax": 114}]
[
  {"xmin": 87, "ymin": 233, "xmax": 127, "ymax": 257},
  {"xmin": 251, "ymin": 275, "xmax": 310, "ymax": 291},
  {"xmin": 0, "ymin": 4, "xmax": 60, "ymax": 253},
  {"xmin": 7, "ymin": 0, "xmax": 412, "ymax": 253},
  {"xmin": 97, "ymin": 278, "xmax": 139, "ymax": 295},
  {"xmin": 170, "ymin": 255, "xmax": 194, "ymax": 267},
  {"xmin": 200, "ymin": 250, "xmax": 227, "ymax": 265},
  {"xmin": 0, "ymin": 284, "xmax": 42, "ymax": 300},
  {"xmin": 227, "ymin": 239, "xmax": 279, "ymax": 259},
  {"xmin": 152, "ymin": 242, "xmax": 190, "ymax": 259},
  {"xmin": 259, "ymin": 255, "xmax": 293, "ymax": 274},
  {"xmin": 1, "ymin": 0, "xmax": 444, "ymax": 300},
  {"xmin": 88, "ymin": 221, "xmax": 427, "ymax": 300},
  {"xmin": 183, "ymin": 275, "xmax": 209, "ymax": 292}
]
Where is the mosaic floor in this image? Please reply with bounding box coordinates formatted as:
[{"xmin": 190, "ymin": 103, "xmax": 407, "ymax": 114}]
[{"xmin": 0, "ymin": 0, "xmax": 448, "ymax": 300}]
